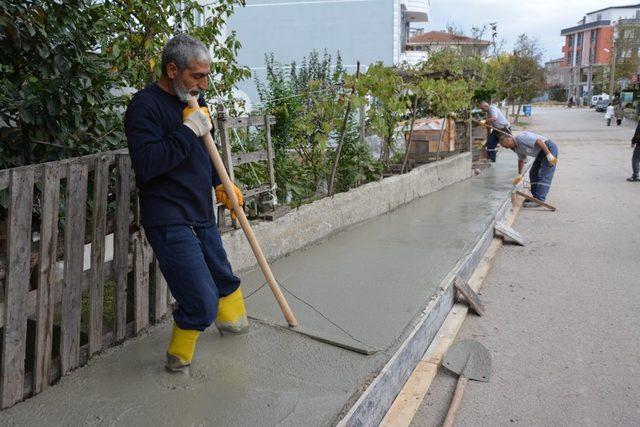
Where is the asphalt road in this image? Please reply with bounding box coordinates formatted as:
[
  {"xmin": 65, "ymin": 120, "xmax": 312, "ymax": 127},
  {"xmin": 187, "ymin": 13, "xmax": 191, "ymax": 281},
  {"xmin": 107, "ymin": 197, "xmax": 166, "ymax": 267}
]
[{"xmin": 411, "ymin": 107, "xmax": 640, "ymax": 427}]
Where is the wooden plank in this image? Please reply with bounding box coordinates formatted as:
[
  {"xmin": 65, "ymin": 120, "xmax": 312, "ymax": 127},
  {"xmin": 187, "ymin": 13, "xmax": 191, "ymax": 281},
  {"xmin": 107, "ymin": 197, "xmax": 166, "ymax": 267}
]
[
  {"xmin": 231, "ymin": 150, "xmax": 268, "ymax": 166},
  {"xmin": 88, "ymin": 156, "xmax": 109, "ymax": 356},
  {"xmin": 494, "ymin": 221, "xmax": 526, "ymax": 246},
  {"xmin": 227, "ymin": 115, "xmax": 276, "ymax": 128},
  {"xmin": 114, "ymin": 155, "xmax": 131, "ymax": 342},
  {"xmin": 33, "ymin": 164, "xmax": 60, "ymax": 394},
  {"xmin": 453, "ymin": 276, "xmax": 484, "ymax": 316},
  {"xmin": 265, "ymin": 114, "xmax": 277, "ymax": 201},
  {"xmin": 60, "ymin": 163, "xmax": 88, "ymax": 375},
  {"xmin": 515, "ymin": 190, "xmax": 557, "ymax": 211},
  {"xmin": 380, "ymin": 307, "xmax": 468, "ymax": 427},
  {"xmin": 133, "ymin": 231, "xmax": 150, "ymax": 334},
  {"xmin": 243, "ymin": 183, "xmax": 271, "ymax": 200},
  {"xmin": 0, "ymin": 148, "xmax": 127, "ymax": 191},
  {"xmin": 0, "ymin": 168, "xmax": 34, "ymax": 408},
  {"xmin": 378, "ymin": 198, "xmax": 524, "ymax": 427},
  {"xmin": 216, "ymin": 107, "xmax": 235, "ymax": 183},
  {"xmin": 151, "ymin": 255, "xmax": 168, "ymax": 322}
]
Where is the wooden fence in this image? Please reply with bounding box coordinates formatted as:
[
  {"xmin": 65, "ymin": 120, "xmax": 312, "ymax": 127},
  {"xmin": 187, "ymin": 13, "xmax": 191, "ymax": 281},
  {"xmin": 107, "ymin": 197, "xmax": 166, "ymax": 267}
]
[{"xmin": 0, "ymin": 113, "xmax": 276, "ymax": 409}]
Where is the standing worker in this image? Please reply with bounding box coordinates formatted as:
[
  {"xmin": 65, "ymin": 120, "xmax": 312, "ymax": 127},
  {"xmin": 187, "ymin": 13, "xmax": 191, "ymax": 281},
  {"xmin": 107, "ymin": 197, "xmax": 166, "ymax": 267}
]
[
  {"xmin": 480, "ymin": 101, "xmax": 511, "ymax": 162},
  {"xmin": 629, "ymin": 120, "xmax": 640, "ymax": 182},
  {"xmin": 499, "ymin": 131, "xmax": 559, "ymax": 207},
  {"xmin": 614, "ymin": 102, "xmax": 624, "ymax": 126},
  {"xmin": 124, "ymin": 34, "xmax": 249, "ymax": 373}
]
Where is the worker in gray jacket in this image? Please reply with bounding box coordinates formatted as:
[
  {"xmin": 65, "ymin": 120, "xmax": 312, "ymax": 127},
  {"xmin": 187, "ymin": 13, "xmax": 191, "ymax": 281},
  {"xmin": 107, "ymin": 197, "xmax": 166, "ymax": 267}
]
[
  {"xmin": 499, "ymin": 131, "xmax": 558, "ymax": 206},
  {"xmin": 480, "ymin": 101, "xmax": 511, "ymax": 162}
]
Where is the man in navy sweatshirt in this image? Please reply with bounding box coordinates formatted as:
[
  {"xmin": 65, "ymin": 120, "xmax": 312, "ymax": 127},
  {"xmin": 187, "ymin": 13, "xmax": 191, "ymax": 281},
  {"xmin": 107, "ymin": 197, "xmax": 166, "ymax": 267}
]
[{"xmin": 125, "ymin": 34, "xmax": 248, "ymax": 373}]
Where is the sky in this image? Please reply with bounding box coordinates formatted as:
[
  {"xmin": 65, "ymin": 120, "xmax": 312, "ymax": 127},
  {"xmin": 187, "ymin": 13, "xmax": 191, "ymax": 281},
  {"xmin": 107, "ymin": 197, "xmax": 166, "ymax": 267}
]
[{"xmin": 420, "ymin": 0, "xmax": 633, "ymax": 62}]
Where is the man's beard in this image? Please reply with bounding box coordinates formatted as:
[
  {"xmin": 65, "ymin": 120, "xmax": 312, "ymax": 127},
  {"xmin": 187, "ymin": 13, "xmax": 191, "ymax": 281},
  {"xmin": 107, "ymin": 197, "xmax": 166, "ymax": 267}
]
[{"xmin": 174, "ymin": 77, "xmax": 202, "ymax": 102}]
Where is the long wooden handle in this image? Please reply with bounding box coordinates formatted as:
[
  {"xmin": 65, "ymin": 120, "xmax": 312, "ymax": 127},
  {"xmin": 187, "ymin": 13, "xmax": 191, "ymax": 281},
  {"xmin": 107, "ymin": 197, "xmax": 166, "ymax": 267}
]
[
  {"xmin": 471, "ymin": 118, "xmax": 511, "ymax": 137},
  {"xmin": 442, "ymin": 375, "xmax": 469, "ymax": 427},
  {"xmin": 188, "ymin": 98, "xmax": 298, "ymax": 327}
]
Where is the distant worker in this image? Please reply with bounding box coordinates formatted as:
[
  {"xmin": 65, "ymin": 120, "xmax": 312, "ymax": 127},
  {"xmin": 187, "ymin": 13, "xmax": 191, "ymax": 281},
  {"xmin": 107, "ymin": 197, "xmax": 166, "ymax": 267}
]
[
  {"xmin": 628, "ymin": 120, "xmax": 640, "ymax": 182},
  {"xmin": 480, "ymin": 101, "xmax": 511, "ymax": 162},
  {"xmin": 614, "ymin": 102, "xmax": 624, "ymax": 126},
  {"xmin": 567, "ymin": 96, "xmax": 574, "ymax": 108},
  {"xmin": 605, "ymin": 103, "xmax": 615, "ymax": 126},
  {"xmin": 499, "ymin": 131, "xmax": 558, "ymax": 207}
]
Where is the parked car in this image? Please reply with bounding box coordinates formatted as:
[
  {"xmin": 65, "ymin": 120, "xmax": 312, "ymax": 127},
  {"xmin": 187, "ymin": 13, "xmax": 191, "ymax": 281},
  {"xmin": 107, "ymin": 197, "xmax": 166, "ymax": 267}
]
[
  {"xmin": 595, "ymin": 99, "xmax": 609, "ymax": 112},
  {"xmin": 591, "ymin": 93, "xmax": 610, "ymax": 108}
]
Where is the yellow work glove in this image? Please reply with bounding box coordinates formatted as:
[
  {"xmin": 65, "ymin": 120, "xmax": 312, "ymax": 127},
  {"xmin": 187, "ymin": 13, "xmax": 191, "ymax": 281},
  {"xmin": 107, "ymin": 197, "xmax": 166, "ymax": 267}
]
[
  {"xmin": 215, "ymin": 184, "xmax": 243, "ymax": 220},
  {"xmin": 182, "ymin": 106, "xmax": 212, "ymax": 137},
  {"xmin": 512, "ymin": 174, "xmax": 523, "ymax": 185},
  {"xmin": 546, "ymin": 153, "xmax": 558, "ymax": 165}
]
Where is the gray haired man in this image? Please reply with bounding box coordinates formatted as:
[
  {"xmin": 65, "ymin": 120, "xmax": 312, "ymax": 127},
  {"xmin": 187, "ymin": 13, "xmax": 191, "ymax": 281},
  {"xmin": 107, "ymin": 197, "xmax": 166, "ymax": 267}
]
[
  {"xmin": 124, "ymin": 34, "xmax": 248, "ymax": 373},
  {"xmin": 480, "ymin": 101, "xmax": 511, "ymax": 162}
]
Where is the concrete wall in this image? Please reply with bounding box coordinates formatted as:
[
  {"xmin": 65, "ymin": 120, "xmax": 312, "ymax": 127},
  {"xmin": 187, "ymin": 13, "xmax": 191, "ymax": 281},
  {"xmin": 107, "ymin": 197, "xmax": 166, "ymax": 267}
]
[{"xmin": 223, "ymin": 152, "xmax": 472, "ymax": 272}]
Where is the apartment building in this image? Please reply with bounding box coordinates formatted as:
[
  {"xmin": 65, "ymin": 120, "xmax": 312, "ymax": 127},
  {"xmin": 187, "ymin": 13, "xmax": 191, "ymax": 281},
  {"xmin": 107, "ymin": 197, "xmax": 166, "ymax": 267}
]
[
  {"xmin": 560, "ymin": 3, "xmax": 640, "ymax": 99},
  {"xmin": 224, "ymin": 0, "xmax": 430, "ymax": 105}
]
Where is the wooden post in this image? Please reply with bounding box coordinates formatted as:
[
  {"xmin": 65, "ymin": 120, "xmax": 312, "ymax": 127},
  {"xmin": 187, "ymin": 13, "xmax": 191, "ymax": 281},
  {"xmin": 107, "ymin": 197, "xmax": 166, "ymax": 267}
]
[
  {"xmin": 114, "ymin": 155, "xmax": 131, "ymax": 342},
  {"xmin": 264, "ymin": 114, "xmax": 276, "ymax": 207},
  {"xmin": 217, "ymin": 106, "xmax": 235, "ymax": 227},
  {"xmin": 359, "ymin": 104, "xmax": 366, "ymax": 145},
  {"xmin": 190, "ymin": 98, "xmax": 298, "ymax": 327},
  {"xmin": 60, "ymin": 163, "xmax": 88, "ymax": 375},
  {"xmin": 401, "ymin": 95, "xmax": 419, "ymax": 173},
  {"xmin": 328, "ymin": 61, "xmax": 360, "ymax": 196},
  {"xmin": 34, "ymin": 164, "xmax": 60, "ymax": 394},
  {"xmin": 133, "ymin": 230, "xmax": 150, "ymax": 334},
  {"xmin": 1, "ymin": 169, "xmax": 34, "ymax": 408},
  {"xmin": 89, "ymin": 156, "xmax": 109, "ymax": 356}
]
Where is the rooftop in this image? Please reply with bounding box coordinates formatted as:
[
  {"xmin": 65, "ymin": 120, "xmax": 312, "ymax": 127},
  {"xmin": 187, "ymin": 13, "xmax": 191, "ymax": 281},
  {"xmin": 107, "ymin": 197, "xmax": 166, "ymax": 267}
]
[{"xmin": 587, "ymin": 3, "xmax": 640, "ymax": 16}]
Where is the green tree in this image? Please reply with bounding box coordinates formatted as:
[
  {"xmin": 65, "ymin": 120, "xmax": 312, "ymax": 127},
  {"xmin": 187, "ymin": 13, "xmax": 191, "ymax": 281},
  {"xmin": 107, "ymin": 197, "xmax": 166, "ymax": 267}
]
[
  {"xmin": 359, "ymin": 63, "xmax": 409, "ymax": 162},
  {"xmin": 0, "ymin": 0, "xmax": 126, "ymax": 168}
]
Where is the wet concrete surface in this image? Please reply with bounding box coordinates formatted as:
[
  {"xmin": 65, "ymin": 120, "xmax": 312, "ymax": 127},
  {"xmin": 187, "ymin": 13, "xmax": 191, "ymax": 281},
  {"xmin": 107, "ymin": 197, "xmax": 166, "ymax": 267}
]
[
  {"xmin": 243, "ymin": 159, "xmax": 517, "ymax": 353},
  {"xmin": 0, "ymin": 155, "xmax": 518, "ymax": 426}
]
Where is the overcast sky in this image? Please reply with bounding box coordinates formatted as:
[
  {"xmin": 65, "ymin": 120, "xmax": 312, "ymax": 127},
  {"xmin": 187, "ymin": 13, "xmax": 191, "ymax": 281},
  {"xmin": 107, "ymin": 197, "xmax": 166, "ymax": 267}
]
[{"xmin": 420, "ymin": 0, "xmax": 632, "ymax": 62}]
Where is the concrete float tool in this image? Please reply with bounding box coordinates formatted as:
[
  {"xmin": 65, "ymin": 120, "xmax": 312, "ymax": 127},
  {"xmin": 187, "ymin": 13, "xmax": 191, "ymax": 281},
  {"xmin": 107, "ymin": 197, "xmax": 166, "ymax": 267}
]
[
  {"xmin": 441, "ymin": 339, "xmax": 492, "ymax": 427},
  {"xmin": 187, "ymin": 97, "xmax": 298, "ymax": 327}
]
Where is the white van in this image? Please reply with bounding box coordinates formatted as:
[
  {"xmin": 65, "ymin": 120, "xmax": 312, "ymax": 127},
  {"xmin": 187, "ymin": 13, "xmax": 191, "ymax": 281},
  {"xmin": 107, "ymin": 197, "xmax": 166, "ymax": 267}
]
[{"xmin": 591, "ymin": 93, "xmax": 610, "ymax": 108}]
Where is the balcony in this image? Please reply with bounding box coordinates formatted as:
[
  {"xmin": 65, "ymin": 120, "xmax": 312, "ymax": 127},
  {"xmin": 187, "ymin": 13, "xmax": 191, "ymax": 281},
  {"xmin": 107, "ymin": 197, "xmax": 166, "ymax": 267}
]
[{"xmin": 403, "ymin": 0, "xmax": 429, "ymax": 23}]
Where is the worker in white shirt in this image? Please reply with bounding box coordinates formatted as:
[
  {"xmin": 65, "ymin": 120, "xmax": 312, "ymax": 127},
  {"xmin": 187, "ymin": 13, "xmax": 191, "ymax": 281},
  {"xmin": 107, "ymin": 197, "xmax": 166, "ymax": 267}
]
[{"xmin": 605, "ymin": 103, "xmax": 615, "ymax": 126}]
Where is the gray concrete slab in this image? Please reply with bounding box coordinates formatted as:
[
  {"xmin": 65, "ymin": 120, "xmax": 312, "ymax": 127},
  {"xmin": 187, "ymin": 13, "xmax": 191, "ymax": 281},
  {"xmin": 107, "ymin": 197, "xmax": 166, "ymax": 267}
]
[
  {"xmin": 243, "ymin": 159, "xmax": 516, "ymax": 353},
  {"xmin": 412, "ymin": 108, "xmax": 640, "ymax": 427},
  {"xmin": 0, "ymin": 155, "xmax": 519, "ymax": 426}
]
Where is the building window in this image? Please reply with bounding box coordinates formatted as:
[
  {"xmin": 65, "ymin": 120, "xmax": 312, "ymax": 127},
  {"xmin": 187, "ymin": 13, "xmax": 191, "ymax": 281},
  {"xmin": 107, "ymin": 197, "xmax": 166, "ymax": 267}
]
[
  {"xmin": 597, "ymin": 13, "xmax": 602, "ymax": 21},
  {"xmin": 636, "ymin": 10, "xmax": 640, "ymax": 19}
]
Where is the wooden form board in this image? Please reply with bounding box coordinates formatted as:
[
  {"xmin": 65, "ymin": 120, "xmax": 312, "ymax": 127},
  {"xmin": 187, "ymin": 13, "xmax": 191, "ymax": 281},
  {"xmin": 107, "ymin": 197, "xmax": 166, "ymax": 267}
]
[
  {"xmin": 379, "ymin": 197, "xmax": 523, "ymax": 427},
  {"xmin": 453, "ymin": 276, "xmax": 484, "ymax": 316}
]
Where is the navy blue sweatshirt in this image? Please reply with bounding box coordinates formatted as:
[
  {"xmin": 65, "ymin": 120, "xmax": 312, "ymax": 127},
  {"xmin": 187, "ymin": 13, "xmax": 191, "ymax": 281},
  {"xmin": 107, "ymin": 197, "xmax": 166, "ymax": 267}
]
[{"xmin": 124, "ymin": 83, "xmax": 221, "ymax": 227}]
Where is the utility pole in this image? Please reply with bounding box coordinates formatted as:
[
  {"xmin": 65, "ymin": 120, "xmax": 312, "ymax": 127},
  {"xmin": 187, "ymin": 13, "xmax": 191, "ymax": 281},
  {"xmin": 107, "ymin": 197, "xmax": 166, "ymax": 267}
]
[{"xmin": 609, "ymin": 45, "xmax": 617, "ymax": 97}]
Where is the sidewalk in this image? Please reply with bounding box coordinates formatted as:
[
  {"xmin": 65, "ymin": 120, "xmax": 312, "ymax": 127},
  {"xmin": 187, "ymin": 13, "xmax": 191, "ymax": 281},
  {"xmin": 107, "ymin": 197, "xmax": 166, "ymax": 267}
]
[
  {"xmin": 412, "ymin": 108, "xmax": 640, "ymax": 426},
  {"xmin": 0, "ymin": 156, "xmax": 517, "ymax": 426}
]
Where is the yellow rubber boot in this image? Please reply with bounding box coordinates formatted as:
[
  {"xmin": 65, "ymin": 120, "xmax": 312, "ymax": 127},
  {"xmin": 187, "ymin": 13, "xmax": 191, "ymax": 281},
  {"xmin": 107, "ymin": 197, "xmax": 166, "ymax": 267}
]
[
  {"xmin": 215, "ymin": 288, "xmax": 249, "ymax": 335},
  {"xmin": 166, "ymin": 323, "xmax": 200, "ymax": 373}
]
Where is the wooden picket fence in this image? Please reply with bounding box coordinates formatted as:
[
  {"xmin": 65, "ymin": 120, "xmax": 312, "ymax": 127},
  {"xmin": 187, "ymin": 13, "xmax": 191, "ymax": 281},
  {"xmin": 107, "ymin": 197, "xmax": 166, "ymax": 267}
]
[{"xmin": 0, "ymin": 113, "xmax": 276, "ymax": 409}]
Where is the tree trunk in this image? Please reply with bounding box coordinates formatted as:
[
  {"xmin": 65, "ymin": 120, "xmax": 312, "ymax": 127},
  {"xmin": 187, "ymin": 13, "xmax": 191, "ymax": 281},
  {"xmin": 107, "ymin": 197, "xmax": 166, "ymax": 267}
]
[{"xmin": 514, "ymin": 101, "xmax": 522, "ymax": 124}]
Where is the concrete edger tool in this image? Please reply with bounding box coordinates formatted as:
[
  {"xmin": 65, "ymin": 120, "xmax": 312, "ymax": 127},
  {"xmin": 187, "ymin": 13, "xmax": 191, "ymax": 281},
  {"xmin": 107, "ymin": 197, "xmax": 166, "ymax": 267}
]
[
  {"xmin": 441, "ymin": 339, "xmax": 492, "ymax": 427},
  {"xmin": 187, "ymin": 97, "xmax": 298, "ymax": 327}
]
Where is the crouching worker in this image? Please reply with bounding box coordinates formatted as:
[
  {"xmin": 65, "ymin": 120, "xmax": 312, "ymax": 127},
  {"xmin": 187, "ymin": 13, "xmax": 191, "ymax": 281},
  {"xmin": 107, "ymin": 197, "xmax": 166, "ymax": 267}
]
[
  {"xmin": 124, "ymin": 34, "xmax": 248, "ymax": 373},
  {"xmin": 499, "ymin": 132, "xmax": 559, "ymax": 207}
]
